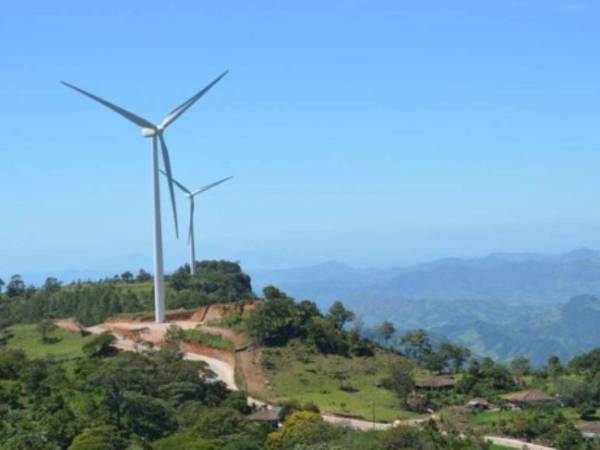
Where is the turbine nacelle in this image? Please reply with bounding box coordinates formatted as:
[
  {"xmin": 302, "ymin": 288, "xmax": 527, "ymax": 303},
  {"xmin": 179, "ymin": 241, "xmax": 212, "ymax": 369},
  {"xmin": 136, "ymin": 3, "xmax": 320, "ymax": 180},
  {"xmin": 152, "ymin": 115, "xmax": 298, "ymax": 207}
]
[{"xmin": 142, "ymin": 127, "xmax": 159, "ymax": 138}]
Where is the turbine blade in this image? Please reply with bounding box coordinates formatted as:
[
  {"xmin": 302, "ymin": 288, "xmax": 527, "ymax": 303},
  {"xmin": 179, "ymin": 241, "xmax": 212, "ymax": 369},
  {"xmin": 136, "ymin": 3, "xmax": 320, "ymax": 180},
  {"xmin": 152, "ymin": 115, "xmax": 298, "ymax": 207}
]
[
  {"xmin": 159, "ymin": 70, "xmax": 229, "ymax": 130},
  {"xmin": 191, "ymin": 176, "xmax": 233, "ymax": 197},
  {"xmin": 158, "ymin": 134, "xmax": 179, "ymax": 238},
  {"xmin": 188, "ymin": 199, "xmax": 194, "ymax": 245},
  {"xmin": 61, "ymin": 81, "xmax": 155, "ymax": 129},
  {"xmin": 159, "ymin": 169, "xmax": 192, "ymax": 194}
]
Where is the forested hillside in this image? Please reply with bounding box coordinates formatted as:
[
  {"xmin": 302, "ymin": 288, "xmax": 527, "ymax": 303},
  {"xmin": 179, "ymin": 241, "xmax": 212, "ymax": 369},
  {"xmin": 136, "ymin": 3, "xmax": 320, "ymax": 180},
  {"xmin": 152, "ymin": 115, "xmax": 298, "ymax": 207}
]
[{"xmin": 0, "ymin": 261, "xmax": 253, "ymax": 327}]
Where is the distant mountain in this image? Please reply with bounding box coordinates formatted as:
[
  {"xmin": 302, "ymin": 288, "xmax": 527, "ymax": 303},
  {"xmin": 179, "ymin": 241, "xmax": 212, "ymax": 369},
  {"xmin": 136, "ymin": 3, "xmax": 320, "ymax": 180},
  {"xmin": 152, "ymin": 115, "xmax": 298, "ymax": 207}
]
[
  {"xmin": 250, "ymin": 248, "xmax": 600, "ymax": 304},
  {"xmin": 431, "ymin": 295, "xmax": 600, "ymax": 366},
  {"xmin": 249, "ymin": 249, "xmax": 600, "ymax": 365}
]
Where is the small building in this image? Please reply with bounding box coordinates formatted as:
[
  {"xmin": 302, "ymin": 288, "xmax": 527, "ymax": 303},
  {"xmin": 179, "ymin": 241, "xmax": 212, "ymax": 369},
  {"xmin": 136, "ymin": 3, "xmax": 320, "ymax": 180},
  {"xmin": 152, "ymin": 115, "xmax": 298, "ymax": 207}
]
[
  {"xmin": 466, "ymin": 398, "xmax": 493, "ymax": 412},
  {"xmin": 502, "ymin": 390, "xmax": 556, "ymax": 407},
  {"xmin": 415, "ymin": 376, "xmax": 456, "ymax": 391},
  {"xmin": 248, "ymin": 406, "xmax": 283, "ymax": 427},
  {"xmin": 577, "ymin": 422, "xmax": 600, "ymax": 439}
]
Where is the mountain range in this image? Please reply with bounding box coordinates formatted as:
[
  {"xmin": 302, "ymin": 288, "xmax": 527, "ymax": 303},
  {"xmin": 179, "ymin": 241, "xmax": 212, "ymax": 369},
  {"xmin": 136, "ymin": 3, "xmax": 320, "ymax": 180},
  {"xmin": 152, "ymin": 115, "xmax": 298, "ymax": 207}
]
[
  {"xmin": 250, "ymin": 249, "xmax": 600, "ymax": 365},
  {"xmin": 251, "ymin": 248, "xmax": 600, "ymax": 304}
]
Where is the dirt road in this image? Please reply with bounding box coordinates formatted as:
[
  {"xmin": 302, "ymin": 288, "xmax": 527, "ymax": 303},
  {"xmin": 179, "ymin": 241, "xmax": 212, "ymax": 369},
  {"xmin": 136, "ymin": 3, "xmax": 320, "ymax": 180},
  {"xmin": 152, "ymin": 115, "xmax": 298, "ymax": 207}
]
[{"xmin": 484, "ymin": 436, "xmax": 555, "ymax": 450}]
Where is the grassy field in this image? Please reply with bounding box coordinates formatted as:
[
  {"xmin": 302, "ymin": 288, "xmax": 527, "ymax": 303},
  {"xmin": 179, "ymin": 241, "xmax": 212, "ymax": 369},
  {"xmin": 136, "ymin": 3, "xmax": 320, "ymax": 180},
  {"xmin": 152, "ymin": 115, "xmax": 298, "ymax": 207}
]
[
  {"xmin": 5, "ymin": 323, "xmax": 94, "ymax": 360},
  {"xmin": 259, "ymin": 341, "xmax": 424, "ymax": 422},
  {"xmin": 470, "ymin": 406, "xmax": 600, "ymax": 426}
]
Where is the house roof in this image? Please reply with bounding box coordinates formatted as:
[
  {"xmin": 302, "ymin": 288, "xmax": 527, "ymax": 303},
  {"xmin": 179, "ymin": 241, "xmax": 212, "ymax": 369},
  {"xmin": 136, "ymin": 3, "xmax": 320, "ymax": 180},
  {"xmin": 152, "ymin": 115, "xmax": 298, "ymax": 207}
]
[
  {"xmin": 578, "ymin": 422, "xmax": 600, "ymax": 434},
  {"xmin": 248, "ymin": 407, "xmax": 282, "ymax": 422},
  {"xmin": 467, "ymin": 398, "xmax": 492, "ymax": 406},
  {"xmin": 416, "ymin": 376, "xmax": 456, "ymax": 388},
  {"xmin": 502, "ymin": 390, "xmax": 555, "ymax": 403}
]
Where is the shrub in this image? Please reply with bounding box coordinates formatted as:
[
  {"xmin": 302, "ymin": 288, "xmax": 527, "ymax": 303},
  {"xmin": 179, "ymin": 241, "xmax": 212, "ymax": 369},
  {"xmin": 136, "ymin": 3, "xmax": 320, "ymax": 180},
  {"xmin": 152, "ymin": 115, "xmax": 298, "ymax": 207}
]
[
  {"xmin": 182, "ymin": 329, "xmax": 234, "ymax": 352},
  {"xmin": 82, "ymin": 332, "xmax": 116, "ymax": 357}
]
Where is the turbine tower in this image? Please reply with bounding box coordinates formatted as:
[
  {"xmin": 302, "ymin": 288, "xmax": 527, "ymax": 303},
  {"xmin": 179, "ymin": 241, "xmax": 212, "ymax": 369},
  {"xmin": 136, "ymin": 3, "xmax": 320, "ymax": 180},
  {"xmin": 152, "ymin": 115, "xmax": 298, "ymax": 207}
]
[
  {"xmin": 161, "ymin": 170, "xmax": 232, "ymax": 275},
  {"xmin": 62, "ymin": 71, "xmax": 228, "ymax": 323}
]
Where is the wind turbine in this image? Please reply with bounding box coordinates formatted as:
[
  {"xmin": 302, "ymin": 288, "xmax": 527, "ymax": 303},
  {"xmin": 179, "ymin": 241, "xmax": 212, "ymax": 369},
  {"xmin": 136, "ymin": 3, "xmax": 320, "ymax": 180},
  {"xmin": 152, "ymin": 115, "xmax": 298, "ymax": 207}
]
[
  {"xmin": 160, "ymin": 170, "xmax": 232, "ymax": 275},
  {"xmin": 62, "ymin": 71, "xmax": 228, "ymax": 323}
]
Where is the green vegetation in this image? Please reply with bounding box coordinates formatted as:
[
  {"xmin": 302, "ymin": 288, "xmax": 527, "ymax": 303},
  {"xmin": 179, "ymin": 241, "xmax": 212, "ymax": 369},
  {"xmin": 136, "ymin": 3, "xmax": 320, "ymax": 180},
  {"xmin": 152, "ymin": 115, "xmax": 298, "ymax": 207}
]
[
  {"xmin": 0, "ymin": 260, "xmax": 254, "ymax": 326},
  {"xmin": 5, "ymin": 323, "xmax": 94, "ymax": 360},
  {"xmin": 0, "ymin": 324, "xmax": 495, "ymax": 449},
  {"xmin": 265, "ymin": 410, "xmax": 490, "ymax": 450},
  {"xmin": 181, "ymin": 328, "xmax": 235, "ymax": 352},
  {"xmin": 0, "ymin": 326, "xmax": 266, "ymax": 449},
  {"xmin": 6, "ymin": 261, "xmax": 600, "ymax": 448},
  {"xmin": 261, "ymin": 341, "xmax": 421, "ymax": 421}
]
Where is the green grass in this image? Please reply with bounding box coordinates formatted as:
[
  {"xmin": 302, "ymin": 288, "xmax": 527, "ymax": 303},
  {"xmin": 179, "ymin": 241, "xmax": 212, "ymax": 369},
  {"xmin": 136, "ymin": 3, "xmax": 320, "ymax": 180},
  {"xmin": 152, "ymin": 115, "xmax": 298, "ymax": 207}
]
[
  {"xmin": 470, "ymin": 410, "xmax": 516, "ymax": 424},
  {"xmin": 489, "ymin": 445, "xmax": 513, "ymax": 450},
  {"xmin": 5, "ymin": 324, "xmax": 94, "ymax": 360},
  {"xmin": 259, "ymin": 342, "xmax": 424, "ymax": 422},
  {"xmin": 182, "ymin": 329, "xmax": 235, "ymax": 352},
  {"xmin": 470, "ymin": 406, "xmax": 600, "ymax": 426}
]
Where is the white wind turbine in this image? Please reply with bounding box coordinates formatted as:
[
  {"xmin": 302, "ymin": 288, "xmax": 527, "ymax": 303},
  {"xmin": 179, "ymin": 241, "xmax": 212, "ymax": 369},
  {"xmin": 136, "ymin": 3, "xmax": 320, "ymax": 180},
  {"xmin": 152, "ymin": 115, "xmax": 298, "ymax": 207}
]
[
  {"xmin": 62, "ymin": 71, "xmax": 228, "ymax": 323},
  {"xmin": 160, "ymin": 170, "xmax": 232, "ymax": 275}
]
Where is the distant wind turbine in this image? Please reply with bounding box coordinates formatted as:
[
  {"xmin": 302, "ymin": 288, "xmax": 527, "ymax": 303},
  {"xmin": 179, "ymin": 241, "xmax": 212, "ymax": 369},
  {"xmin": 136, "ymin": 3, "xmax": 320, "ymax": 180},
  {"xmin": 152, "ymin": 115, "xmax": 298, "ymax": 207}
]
[
  {"xmin": 161, "ymin": 170, "xmax": 232, "ymax": 275},
  {"xmin": 62, "ymin": 71, "xmax": 228, "ymax": 322}
]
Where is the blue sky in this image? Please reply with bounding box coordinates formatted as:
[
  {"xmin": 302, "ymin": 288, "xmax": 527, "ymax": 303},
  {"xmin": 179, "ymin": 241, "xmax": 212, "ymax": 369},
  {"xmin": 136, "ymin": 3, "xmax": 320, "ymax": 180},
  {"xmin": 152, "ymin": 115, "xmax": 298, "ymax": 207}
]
[{"xmin": 1, "ymin": 0, "xmax": 600, "ymax": 278}]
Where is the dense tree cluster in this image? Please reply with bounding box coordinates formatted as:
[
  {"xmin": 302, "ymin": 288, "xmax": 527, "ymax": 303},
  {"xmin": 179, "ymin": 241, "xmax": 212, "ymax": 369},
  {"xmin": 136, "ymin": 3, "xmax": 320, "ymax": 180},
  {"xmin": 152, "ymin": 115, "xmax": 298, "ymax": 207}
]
[
  {"xmin": 169, "ymin": 260, "xmax": 253, "ymax": 301},
  {"xmin": 397, "ymin": 329, "xmax": 471, "ymax": 374},
  {"xmin": 246, "ymin": 287, "xmax": 373, "ymax": 357},
  {"xmin": 0, "ymin": 338, "xmax": 267, "ymax": 449}
]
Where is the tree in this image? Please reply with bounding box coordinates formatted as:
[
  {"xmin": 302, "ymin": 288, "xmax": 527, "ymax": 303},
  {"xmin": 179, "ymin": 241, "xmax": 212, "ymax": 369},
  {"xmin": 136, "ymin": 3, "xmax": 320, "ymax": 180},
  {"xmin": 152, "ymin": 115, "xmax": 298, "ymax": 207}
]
[
  {"xmin": 192, "ymin": 407, "xmax": 251, "ymax": 440},
  {"xmin": 170, "ymin": 266, "xmax": 191, "ymax": 291},
  {"xmin": 263, "ymin": 286, "xmax": 287, "ymax": 300},
  {"xmin": 6, "ymin": 275, "xmax": 25, "ymax": 297},
  {"xmin": 381, "ymin": 360, "xmax": 415, "ymax": 404},
  {"xmin": 306, "ymin": 318, "xmax": 349, "ymax": 355},
  {"xmin": 576, "ymin": 402, "xmax": 596, "ymax": 420},
  {"xmin": 120, "ymin": 271, "xmax": 134, "ymax": 283},
  {"xmin": 0, "ymin": 278, "xmax": 4, "ymax": 295},
  {"xmin": 246, "ymin": 295, "xmax": 299, "ymax": 345},
  {"xmin": 82, "ymin": 333, "xmax": 117, "ymax": 357},
  {"xmin": 37, "ymin": 319, "xmax": 57, "ymax": 343},
  {"xmin": 265, "ymin": 411, "xmax": 325, "ymax": 450},
  {"xmin": 136, "ymin": 269, "xmax": 152, "ymax": 282},
  {"xmin": 152, "ymin": 433, "xmax": 215, "ymax": 450},
  {"xmin": 398, "ymin": 329, "xmax": 431, "ymax": 362},
  {"xmin": 69, "ymin": 426, "xmax": 129, "ymax": 450},
  {"xmin": 556, "ymin": 376, "xmax": 593, "ymax": 407},
  {"xmin": 43, "ymin": 277, "xmax": 62, "ymax": 293},
  {"xmin": 510, "ymin": 357, "xmax": 531, "ymax": 386},
  {"xmin": 0, "ymin": 349, "xmax": 27, "ymax": 379},
  {"xmin": 556, "ymin": 423, "xmax": 585, "ymax": 450},
  {"xmin": 377, "ymin": 321, "xmax": 396, "ymax": 346},
  {"xmin": 121, "ymin": 392, "xmax": 177, "ymax": 441},
  {"xmin": 547, "ymin": 355, "xmax": 563, "ymax": 378},
  {"xmin": 438, "ymin": 342, "xmax": 471, "ymax": 373},
  {"xmin": 380, "ymin": 426, "xmax": 422, "ymax": 450},
  {"xmin": 327, "ymin": 301, "xmax": 355, "ymax": 330}
]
